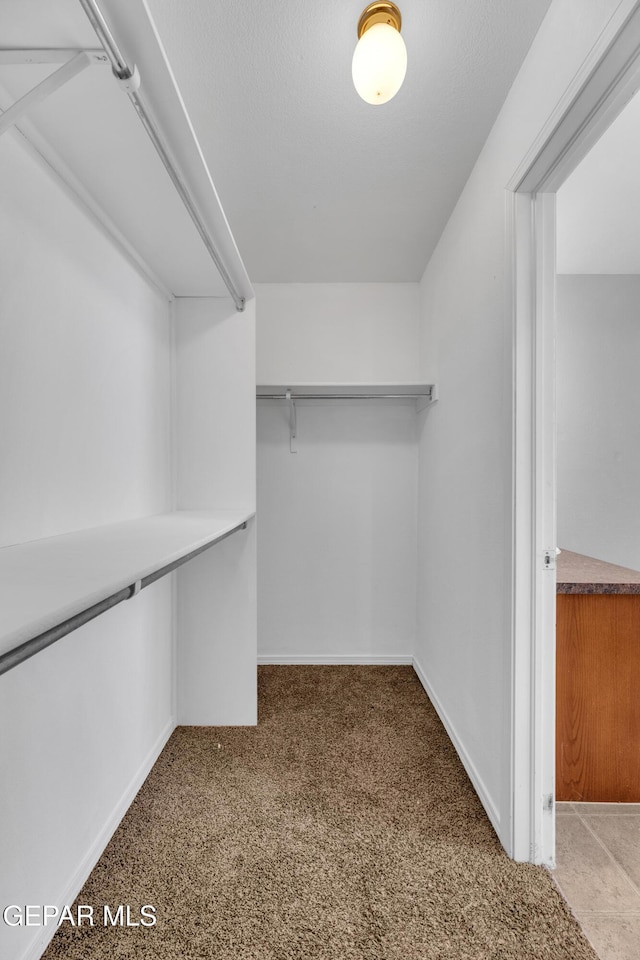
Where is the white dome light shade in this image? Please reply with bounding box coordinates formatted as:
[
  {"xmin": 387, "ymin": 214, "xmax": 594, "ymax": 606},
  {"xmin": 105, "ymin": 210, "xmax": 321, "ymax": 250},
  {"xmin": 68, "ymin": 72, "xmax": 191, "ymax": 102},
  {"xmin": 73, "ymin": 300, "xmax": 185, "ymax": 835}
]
[{"xmin": 352, "ymin": 21, "xmax": 407, "ymax": 105}]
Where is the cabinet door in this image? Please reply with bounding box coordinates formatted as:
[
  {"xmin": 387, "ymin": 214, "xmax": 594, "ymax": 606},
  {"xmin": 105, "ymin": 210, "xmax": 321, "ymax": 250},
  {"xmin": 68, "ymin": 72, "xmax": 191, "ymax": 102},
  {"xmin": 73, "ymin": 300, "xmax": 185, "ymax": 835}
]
[{"xmin": 556, "ymin": 594, "xmax": 640, "ymax": 801}]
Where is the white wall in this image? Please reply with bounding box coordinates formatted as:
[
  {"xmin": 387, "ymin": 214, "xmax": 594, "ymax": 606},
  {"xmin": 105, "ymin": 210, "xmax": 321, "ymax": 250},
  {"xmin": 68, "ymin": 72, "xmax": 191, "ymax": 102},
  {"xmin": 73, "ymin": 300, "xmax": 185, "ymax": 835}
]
[
  {"xmin": 255, "ymin": 282, "xmax": 421, "ymax": 383},
  {"xmin": 415, "ymin": 0, "xmax": 625, "ymax": 859},
  {"xmin": 255, "ymin": 283, "xmax": 420, "ymax": 663},
  {"xmin": 0, "ymin": 134, "xmax": 174, "ymax": 960},
  {"xmin": 258, "ymin": 401, "xmax": 417, "ymax": 661},
  {"xmin": 0, "ymin": 137, "xmax": 171, "ymax": 547},
  {"xmin": 557, "ymin": 275, "xmax": 640, "ymax": 571},
  {"xmin": 173, "ymin": 297, "xmax": 257, "ymax": 723}
]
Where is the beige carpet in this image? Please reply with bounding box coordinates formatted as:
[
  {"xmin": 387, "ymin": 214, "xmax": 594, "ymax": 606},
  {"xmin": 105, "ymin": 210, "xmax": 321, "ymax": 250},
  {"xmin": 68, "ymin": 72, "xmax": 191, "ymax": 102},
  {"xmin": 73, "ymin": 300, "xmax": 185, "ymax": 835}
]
[{"xmin": 43, "ymin": 666, "xmax": 596, "ymax": 959}]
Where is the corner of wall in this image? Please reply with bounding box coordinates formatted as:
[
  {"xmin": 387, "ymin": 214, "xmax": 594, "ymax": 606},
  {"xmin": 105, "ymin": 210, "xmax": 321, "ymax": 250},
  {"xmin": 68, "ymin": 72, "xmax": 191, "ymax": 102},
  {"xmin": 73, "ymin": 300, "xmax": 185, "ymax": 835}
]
[{"xmin": 412, "ymin": 655, "xmax": 502, "ymax": 840}]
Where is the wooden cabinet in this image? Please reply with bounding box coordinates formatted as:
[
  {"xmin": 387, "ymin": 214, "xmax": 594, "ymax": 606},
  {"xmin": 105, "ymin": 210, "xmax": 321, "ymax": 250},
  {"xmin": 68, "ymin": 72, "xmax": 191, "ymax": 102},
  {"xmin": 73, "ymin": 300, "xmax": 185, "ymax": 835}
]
[{"xmin": 556, "ymin": 551, "xmax": 640, "ymax": 802}]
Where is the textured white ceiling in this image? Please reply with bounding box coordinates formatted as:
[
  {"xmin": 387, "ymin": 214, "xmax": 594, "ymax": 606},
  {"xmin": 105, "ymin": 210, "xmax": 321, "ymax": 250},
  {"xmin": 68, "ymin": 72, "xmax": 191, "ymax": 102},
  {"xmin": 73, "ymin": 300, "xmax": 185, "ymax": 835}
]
[
  {"xmin": 557, "ymin": 89, "xmax": 640, "ymax": 275},
  {"xmin": 144, "ymin": 0, "xmax": 553, "ymax": 282}
]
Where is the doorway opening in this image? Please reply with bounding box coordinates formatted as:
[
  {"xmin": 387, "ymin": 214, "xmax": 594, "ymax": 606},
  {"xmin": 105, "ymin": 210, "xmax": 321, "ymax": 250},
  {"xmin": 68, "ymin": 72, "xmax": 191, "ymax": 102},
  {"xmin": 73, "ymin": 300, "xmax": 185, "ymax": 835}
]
[
  {"xmin": 508, "ymin": 1, "xmax": 640, "ymax": 866},
  {"xmin": 555, "ymin": 87, "xmax": 640, "ymax": 804}
]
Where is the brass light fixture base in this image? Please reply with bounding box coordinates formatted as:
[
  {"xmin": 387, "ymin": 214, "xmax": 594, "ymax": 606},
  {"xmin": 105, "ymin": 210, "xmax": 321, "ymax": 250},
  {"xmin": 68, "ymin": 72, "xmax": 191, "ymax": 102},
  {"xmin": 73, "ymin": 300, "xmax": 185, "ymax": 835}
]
[{"xmin": 357, "ymin": 1, "xmax": 402, "ymax": 39}]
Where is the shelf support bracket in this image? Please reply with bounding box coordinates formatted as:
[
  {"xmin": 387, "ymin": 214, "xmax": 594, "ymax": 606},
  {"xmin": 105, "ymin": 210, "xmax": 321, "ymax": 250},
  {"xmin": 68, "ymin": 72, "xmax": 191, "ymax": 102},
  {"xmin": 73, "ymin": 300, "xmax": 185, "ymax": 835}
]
[
  {"xmin": 286, "ymin": 389, "xmax": 298, "ymax": 454},
  {"xmin": 0, "ymin": 48, "xmax": 109, "ymax": 65},
  {"xmin": 0, "ymin": 51, "xmax": 93, "ymax": 138}
]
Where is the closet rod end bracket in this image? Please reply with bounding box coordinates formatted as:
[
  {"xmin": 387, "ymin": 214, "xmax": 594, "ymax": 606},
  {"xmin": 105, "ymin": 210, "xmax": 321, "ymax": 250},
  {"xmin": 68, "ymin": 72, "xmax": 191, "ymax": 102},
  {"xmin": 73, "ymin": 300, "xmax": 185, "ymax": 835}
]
[{"xmin": 115, "ymin": 64, "xmax": 141, "ymax": 95}]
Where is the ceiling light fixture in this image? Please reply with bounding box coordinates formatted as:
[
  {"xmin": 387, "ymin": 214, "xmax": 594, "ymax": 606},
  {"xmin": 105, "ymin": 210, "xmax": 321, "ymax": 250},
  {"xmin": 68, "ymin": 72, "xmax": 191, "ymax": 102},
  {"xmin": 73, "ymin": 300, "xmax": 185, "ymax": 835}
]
[{"xmin": 352, "ymin": 2, "xmax": 407, "ymax": 106}]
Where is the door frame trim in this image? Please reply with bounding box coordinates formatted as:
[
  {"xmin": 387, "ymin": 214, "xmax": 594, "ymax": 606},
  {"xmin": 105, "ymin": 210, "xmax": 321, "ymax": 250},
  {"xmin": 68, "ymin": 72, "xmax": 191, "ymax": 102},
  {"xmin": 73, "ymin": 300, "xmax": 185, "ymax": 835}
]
[{"xmin": 506, "ymin": 0, "xmax": 640, "ymax": 863}]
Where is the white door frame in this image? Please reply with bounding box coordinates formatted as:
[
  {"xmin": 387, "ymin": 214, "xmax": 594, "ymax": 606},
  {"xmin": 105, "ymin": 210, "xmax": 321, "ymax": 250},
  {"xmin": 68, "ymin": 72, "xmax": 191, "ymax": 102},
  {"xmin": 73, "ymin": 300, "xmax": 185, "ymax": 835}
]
[{"xmin": 507, "ymin": 0, "xmax": 640, "ymax": 864}]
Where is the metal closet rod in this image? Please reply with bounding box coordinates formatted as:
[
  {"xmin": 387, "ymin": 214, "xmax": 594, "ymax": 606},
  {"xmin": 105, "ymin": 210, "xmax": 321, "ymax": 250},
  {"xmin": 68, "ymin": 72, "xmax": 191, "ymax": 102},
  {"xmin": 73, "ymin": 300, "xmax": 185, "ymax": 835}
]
[
  {"xmin": 77, "ymin": 0, "xmax": 246, "ymax": 312},
  {"xmin": 258, "ymin": 392, "xmax": 432, "ymax": 400},
  {"xmin": 0, "ymin": 521, "xmax": 247, "ymax": 678}
]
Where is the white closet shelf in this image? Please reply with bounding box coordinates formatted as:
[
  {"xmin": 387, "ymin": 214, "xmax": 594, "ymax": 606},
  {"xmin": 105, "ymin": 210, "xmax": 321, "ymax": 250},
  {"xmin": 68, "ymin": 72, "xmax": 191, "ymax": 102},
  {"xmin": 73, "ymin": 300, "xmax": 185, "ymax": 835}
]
[
  {"xmin": 256, "ymin": 383, "xmax": 437, "ymax": 409},
  {"xmin": 0, "ymin": 508, "xmax": 254, "ymax": 671}
]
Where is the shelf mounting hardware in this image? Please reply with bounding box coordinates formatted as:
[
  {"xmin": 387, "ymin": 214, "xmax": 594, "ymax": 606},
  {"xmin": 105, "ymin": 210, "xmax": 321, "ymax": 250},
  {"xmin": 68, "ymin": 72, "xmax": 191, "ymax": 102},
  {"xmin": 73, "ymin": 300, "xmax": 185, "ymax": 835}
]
[
  {"xmin": 286, "ymin": 389, "xmax": 298, "ymax": 454},
  {"xmin": 0, "ymin": 51, "xmax": 97, "ymax": 138},
  {"xmin": 0, "ymin": 46, "xmax": 172, "ymax": 299},
  {"xmin": 257, "ymin": 384, "xmax": 437, "ymax": 450},
  {"xmin": 0, "ymin": 49, "xmax": 109, "ymax": 66}
]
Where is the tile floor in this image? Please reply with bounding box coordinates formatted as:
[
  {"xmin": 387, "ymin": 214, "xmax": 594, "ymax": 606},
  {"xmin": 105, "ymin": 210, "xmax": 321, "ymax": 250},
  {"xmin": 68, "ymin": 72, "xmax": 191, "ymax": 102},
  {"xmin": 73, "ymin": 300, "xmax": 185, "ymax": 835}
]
[{"xmin": 553, "ymin": 802, "xmax": 640, "ymax": 959}]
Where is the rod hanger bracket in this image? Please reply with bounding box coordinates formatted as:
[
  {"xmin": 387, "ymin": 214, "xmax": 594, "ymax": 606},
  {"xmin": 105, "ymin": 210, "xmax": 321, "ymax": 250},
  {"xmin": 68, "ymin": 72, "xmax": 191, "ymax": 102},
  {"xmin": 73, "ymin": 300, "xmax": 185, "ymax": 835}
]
[
  {"xmin": 286, "ymin": 389, "xmax": 298, "ymax": 454},
  {"xmin": 115, "ymin": 64, "xmax": 141, "ymax": 95}
]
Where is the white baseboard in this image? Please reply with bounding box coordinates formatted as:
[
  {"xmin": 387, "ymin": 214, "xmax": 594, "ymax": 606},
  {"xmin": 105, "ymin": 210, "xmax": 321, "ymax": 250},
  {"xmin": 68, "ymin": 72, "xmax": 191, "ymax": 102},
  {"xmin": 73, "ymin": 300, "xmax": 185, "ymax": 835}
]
[
  {"xmin": 412, "ymin": 656, "xmax": 501, "ymax": 838},
  {"xmin": 21, "ymin": 717, "xmax": 176, "ymax": 960},
  {"xmin": 258, "ymin": 654, "xmax": 413, "ymax": 665}
]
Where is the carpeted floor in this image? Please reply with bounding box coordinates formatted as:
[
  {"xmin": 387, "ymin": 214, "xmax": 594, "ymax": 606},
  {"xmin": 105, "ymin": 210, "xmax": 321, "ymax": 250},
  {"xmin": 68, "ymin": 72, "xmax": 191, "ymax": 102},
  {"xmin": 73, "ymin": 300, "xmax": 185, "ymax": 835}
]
[{"xmin": 43, "ymin": 666, "xmax": 597, "ymax": 959}]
